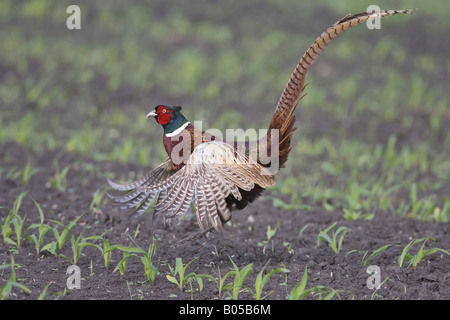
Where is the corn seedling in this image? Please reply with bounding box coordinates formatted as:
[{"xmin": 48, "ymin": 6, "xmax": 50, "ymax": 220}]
[
  {"xmin": 409, "ymin": 183, "xmax": 421, "ymax": 217},
  {"xmin": 2, "ymin": 212, "xmax": 27, "ymax": 251},
  {"xmin": 257, "ymin": 221, "xmax": 280, "ymax": 253},
  {"xmin": 279, "ymin": 262, "xmax": 290, "ymax": 296},
  {"xmin": 270, "ymin": 197, "xmax": 304, "ymax": 210},
  {"xmin": 250, "ymin": 260, "xmax": 290, "ymax": 300},
  {"xmin": 113, "ymin": 250, "xmax": 135, "ymax": 275},
  {"xmin": 433, "ymin": 199, "xmax": 449, "ymax": 222},
  {"xmin": 60, "ymin": 228, "xmax": 103, "ymax": 265},
  {"xmin": 266, "ymin": 221, "xmax": 279, "ymax": 240},
  {"xmin": 0, "ymin": 256, "xmax": 30, "ymax": 300},
  {"xmin": 343, "ymin": 208, "xmax": 374, "ymax": 221},
  {"xmin": 187, "ymin": 273, "xmax": 217, "ymax": 299},
  {"xmin": 26, "ymin": 195, "xmax": 52, "ymax": 254},
  {"xmin": 106, "ymin": 234, "xmax": 159, "ymax": 282},
  {"xmin": 362, "ymin": 243, "xmax": 398, "ymax": 266},
  {"xmin": 289, "ymin": 265, "xmax": 352, "ymax": 300},
  {"xmin": 370, "ymin": 276, "xmax": 391, "ymax": 300},
  {"xmin": 37, "ymin": 282, "xmax": 52, "ymax": 300},
  {"xmin": 102, "ymin": 238, "xmax": 113, "ymax": 269},
  {"xmin": 289, "ymin": 265, "xmax": 309, "ymax": 300},
  {"xmin": 398, "ymin": 237, "xmax": 450, "ymax": 269},
  {"xmin": 402, "ymin": 183, "xmax": 443, "ymax": 221},
  {"xmin": 283, "ymin": 242, "xmax": 295, "ymax": 255},
  {"xmin": 3, "ymin": 162, "xmax": 40, "ymax": 185},
  {"xmin": 316, "ymin": 222, "xmax": 350, "ymax": 254},
  {"xmin": 167, "ymin": 257, "xmax": 215, "ymax": 293},
  {"xmin": 343, "ymin": 208, "xmax": 361, "ymax": 220},
  {"xmin": 49, "ymin": 160, "xmax": 70, "ymax": 191},
  {"xmin": 139, "ymin": 234, "xmax": 159, "ymax": 282},
  {"xmin": 1, "ymin": 191, "xmax": 29, "ymax": 250},
  {"xmin": 42, "ymin": 214, "xmax": 84, "ymax": 255},
  {"xmin": 217, "ymin": 267, "xmax": 236, "ymax": 298},
  {"xmin": 27, "ymin": 223, "xmax": 52, "ymax": 255},
  {"xmin": 226, "ymin": 256, "xmax": 254, "ymax": 300},
  {"xmin": 20, "ymin": 159, "xmax": 41, "ymax": 185},
  {"xmin": 298, "ymin": 224, "xmax": 309, "ymax": 237},
  {"xmin": 90, "ymin": 185, "xmax": 108, "ymax": 215}
]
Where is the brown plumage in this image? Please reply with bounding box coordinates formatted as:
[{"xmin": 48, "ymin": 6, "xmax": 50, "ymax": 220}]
[{"xmin": 107, "ymin": 9, "xmax": 414, "ymax": 237}]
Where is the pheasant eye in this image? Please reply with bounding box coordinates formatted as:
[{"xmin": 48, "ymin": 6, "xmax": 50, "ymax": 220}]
[
  {"xmin": 156, "ymin": 105, "xmax": 172, "ymax": 115},
  {"xmin": 155, "ymin": 106, "xmax": 172, "ymax": 125}
]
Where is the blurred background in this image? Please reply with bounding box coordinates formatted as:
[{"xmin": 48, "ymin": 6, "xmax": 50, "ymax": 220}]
[{"xmin": 0, "ymin": 0, "xmax": 449, "ymax": 220}]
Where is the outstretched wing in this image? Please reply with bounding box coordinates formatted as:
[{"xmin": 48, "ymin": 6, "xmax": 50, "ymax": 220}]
[
  {"xmin": 139, "ymin": 141, "xmax": 275, "ymax": 231},
  {"xmin": 107, "ymin": 158, "xmax": 178, "ymax": 217}
]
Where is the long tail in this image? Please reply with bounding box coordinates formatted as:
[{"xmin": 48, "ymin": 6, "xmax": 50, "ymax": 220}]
[{"xmin": 267, "ymin": 9, "xmax": 415, "ymax": 168}]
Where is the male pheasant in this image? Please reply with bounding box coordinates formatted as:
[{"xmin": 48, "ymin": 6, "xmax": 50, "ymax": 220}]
[{"xmin": 108, "ymin": 9, "xmax": 414, "ymax": 236}]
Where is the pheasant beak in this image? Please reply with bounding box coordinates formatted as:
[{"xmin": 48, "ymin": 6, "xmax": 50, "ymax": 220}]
[{"xmin": 146, "ymin": 110, "xmax": 158, "ymax": 118}]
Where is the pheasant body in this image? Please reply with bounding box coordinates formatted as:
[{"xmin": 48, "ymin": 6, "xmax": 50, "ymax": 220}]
[{"xmin": 107, "ymin": 9, "xmax": 414, "ymax": 235}]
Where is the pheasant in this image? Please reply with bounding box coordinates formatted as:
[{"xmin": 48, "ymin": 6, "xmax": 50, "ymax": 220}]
[{"xmin": 108, "ymin": 9, "xmax": 414, "ymax": 237}]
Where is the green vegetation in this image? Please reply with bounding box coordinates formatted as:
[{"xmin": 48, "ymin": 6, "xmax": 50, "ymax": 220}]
[
  {"xmin": 250, "ymin": 260, "xmax": 290, "ymax": 300},
  {"xmin": 26, "ymin": 195, "xmax": 52, "ymax": 254},
  {"xmin": 1, "ymin": 1, "xmax": 448, "ymax": 221},
  {"xmin": 398, "ymin": 237, "xmax": 450, "ymax": 269},
  {"xmin": 108, "ymin": 236, "xmax": 159, "ymax": 282},
  {"xmin": 289, "ymin": 266, "xmax": 352, "ymax": 300},
  {"xmin": 316, "ymin": 222, "xmax": 351, "ymax": 254},
  {"xmin": 0, "ymin": 0, "xmax": 449, "ymax": 300},
  {"xmin": 226, "ymin": 257, "xmax": 254, "ymax": 300},
  {"xmin": 1, "ymin": 191, "xmax": 29, "ymax": 251},
  {"xmin": 42, "ymin": 214, "xmax": 85, "ymax": 256},
  {"xmin": 361, "ymin": 243, "xmax": 398, "ymax": 267},
  {"xmin": 0, "ymin": 194, "xmax": 448, "ymax": 300},
  {"xmin": 0, "ymin": 256, "xmax": 30, "ymax": 300},
  {"xmin": 166, "ymin": 257, "xmax": 216, "ymax": 295}
]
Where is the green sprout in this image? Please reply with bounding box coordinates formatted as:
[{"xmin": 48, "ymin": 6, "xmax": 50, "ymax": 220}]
[
  {"xmin": 289, "ymin": 265, "xmax": 352, "ymax": 300},
  {"xmin": 225, "ymin": 257, "xmax": 254, "ymax": 300},
  {"xmin": 0, "ymin": 256, "xmax": 30, "ymax": 300},
  {"xmin": 107, "ymin": 234, "xmax": 159, "ymax": 282},
  {"xmin": 42, "ymin": 214, "xmax": 85, "ymax": 255},
  {"xmin": 250, "ymin": 260, "xmax": 290, "ymax": 300},
  {"xmin": 1, "ymin": 191, "xmax": 29, "ymax": 250},
  {"xmin": 398, "ymin": 237, "xmax": 450, "ymax": 269},
  {"xmin": 166, "ymin": 257, "xmax": 215, "ymax": 293},
  {"xmin": 316, "ymin": 222, "xmax": 350, "ymax": 254},
  {"xmin": 26, "ymin": 195, "xmax": 52, "ymax": 254}
]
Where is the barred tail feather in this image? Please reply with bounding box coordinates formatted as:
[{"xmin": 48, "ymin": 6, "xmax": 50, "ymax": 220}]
[{"xmin": 268, "ymin": 9, "xmax": 415, "ymax": 168}]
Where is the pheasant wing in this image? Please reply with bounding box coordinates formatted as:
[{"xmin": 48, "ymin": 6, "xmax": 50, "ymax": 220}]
[
  {"xmin": 107, "ymin": 158, "xmax": 178, "ymax": 217},
  {"xmin": 143, "ymin": 141, "xmax": 275, "ymax": 231}
]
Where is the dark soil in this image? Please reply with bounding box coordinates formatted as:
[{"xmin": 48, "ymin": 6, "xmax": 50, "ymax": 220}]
[
  {"xmin": 1, "ymin": 141, "xmax": 449, "ymax": 300},
  {"xmin": 1, "ymin": 1, "xmax": 449, "ymax": 303}
]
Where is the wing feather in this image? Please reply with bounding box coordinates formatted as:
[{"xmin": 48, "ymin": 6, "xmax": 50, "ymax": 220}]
[
  {"xmin": 202, "ymin": 175, "xmax": 223, "ymax": 230},
  {"xmin": 194, "ymin": 184, "xmax": 209, "ymax": 230},
  {"xmin": 139, "ymin": 141, "xmax": 274, "ymax": 231},
  {"xmin": 131, "ymin": 192, "xmax": 158, "ymax": 217},
  {"xmin": 107, "ymin": 158, "xmax": 177, "ymax": 216},
  {"xmin": 107, "ymin": 158, "xmax": 174, "ymax": 191}
]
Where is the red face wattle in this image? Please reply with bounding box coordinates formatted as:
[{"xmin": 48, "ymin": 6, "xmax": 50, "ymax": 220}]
[{"xmin": 155, "ymin": 105, "xmax": 173, "ymax": 125}]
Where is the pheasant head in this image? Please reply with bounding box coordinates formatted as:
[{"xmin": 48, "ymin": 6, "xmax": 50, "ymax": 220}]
[{"xmin": 146, "ymin": 105, "xmax": 190, "ymax": 137}]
